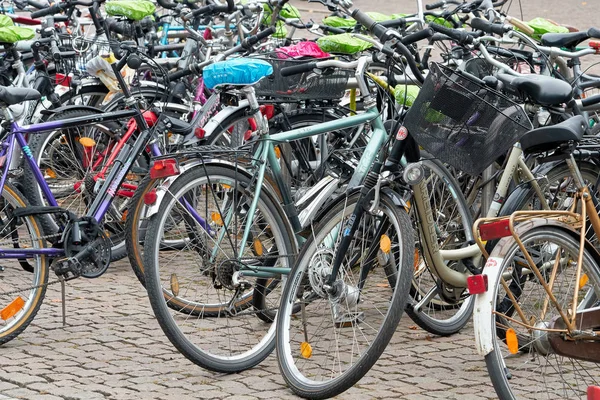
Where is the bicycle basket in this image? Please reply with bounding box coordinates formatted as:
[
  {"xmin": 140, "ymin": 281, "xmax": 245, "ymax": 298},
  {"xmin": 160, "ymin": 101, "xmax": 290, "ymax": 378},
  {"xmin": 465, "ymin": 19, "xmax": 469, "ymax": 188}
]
[
  {"xmin": 254, "ymin": 58, "xmax": 350, "ymax": 100},
  {"xmin": 403, "ymin": 63, "xmax": 532, "ymax": 175}
]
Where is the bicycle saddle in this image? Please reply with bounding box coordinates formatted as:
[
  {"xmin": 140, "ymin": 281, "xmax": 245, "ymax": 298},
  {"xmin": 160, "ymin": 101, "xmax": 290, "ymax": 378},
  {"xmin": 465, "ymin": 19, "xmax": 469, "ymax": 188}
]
[
  {"xmin": 497, "ymin": 73, "xmax": 573, "ymax": 106},
  {"xmin": 203, "ymin": 58, "xmax": 273, "ymax": 90},
  {"xmin": 0, "ymin": 87, "xmax": 41, "ymax": 106},
  {"xmin": 541, "ymin": 27, "xmax": 600, "ymax": 49},
  {"xmin": 519, "ymin": 115, "xmax": 586, "ymax": 153}
]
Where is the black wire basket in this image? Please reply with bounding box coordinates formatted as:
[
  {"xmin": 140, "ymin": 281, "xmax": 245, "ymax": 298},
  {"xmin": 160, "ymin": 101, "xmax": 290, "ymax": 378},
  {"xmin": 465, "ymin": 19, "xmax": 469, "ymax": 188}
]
[
  {"xmin": 403, "ymin": 62, "xmax": 533, "ymax": 175},
  {"xmin": 254, "ymin": 57, "xmax": 351, "ymax": 100}
]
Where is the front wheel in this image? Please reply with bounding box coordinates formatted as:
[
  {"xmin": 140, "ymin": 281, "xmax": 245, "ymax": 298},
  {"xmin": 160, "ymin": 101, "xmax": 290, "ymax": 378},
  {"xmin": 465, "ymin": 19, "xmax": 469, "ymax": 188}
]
[
  {"xmin": 276, "ymin": 191, "xmax": 413, "ymax": 399},
  {"xmin": 483, "ymin": 227, "xmax": 600, "ymax": 399}
]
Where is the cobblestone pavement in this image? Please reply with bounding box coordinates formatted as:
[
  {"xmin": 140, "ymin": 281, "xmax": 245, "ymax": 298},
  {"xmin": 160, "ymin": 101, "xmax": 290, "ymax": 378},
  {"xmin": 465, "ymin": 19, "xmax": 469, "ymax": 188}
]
[{"xmin": 2, "ymin": 1, "xmax": 600, "ymax": 399}]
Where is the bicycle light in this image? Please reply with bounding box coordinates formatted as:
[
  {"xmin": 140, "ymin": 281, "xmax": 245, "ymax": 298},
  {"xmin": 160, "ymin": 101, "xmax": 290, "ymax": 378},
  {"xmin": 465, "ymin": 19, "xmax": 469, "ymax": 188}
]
[
  {"xmin": 467, "ymin": 274, "xmax": 488, "ymax": 294},
  {"xmin": 403, "ymin": 162, "xmax": 424, "ymax": 185},
  {"xmin": 150, "ymin": 159, "xmax": 180, "ymax": 179}
]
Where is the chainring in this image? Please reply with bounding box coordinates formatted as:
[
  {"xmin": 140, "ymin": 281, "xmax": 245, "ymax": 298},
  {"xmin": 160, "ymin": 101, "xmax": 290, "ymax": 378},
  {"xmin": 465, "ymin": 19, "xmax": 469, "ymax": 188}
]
[{"xmin": 64, "ymin": 220, "xmax": 111, "ymax": 278}]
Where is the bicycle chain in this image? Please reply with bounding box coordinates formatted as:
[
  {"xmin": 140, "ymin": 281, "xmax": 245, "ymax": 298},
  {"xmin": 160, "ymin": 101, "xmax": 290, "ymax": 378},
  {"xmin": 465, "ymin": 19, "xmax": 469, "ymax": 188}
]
[{"xmin": 0, "ymin": 278, "xmax": 63, "ymax": 297}]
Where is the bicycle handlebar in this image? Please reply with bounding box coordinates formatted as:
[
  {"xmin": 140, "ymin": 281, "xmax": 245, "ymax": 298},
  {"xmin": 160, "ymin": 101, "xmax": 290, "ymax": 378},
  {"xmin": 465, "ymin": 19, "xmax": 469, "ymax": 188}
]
[
  {"xmin": 31, "ymin": 4, "xmax": 62, "ymax": 18},
  {"xmin": 425, "ymin": 0, "xmax": 461, "ymax": 10},
  {"xmin": 184, "ymin": 0, "xmax": 235, "ymax": 20},
  {"xmin": 429, "ymin": 23, "xmax": 474, "ymax": 44},
  {"xmin": 280, "ymin": 62, "xmax": 318, "ymax": 77},
  {"xmin": 27, "ymin": 0, "xmax": 46, "ymax": 9},
  {"xmin": 470, "ymin": 17, "xmax": 507, "ymax": 35}
]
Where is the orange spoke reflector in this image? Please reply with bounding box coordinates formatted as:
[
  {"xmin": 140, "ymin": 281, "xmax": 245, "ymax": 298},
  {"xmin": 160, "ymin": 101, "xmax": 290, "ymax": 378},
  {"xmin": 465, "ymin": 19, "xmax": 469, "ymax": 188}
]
[
  {"xmin": 300, "ymin": 342, "xmax": 312, "ymax": 359},
  {"xmin": 121, "ymin": 209, "xmax": 128, "ymax": 222},
  {"xmin": 579, "ymin": 273, "xmax": 589, "ymax": 290},
  {"xmin": 253, "ymin": 239, "xmax": 263, "ymax": 256},
  {"xmin": 211, "ymin": 212, "xmax": 223, "ymax": 226},
  {"xmin": 405, "ymin": 200, "xmax": 411, "ymax": 212},
  {"xmin": 170, "ymin": 274, "xmax": 180, "ymax": 297},
  {"xmin": 274, "ymin": 146, "xmax": 281, "ymax": 159},
  {"xmin": 1, "ymin": 296, "xmax": 25, "ymax": 321},
  {"xmin": 79, "ymin": 137, "xmax": 96, "ymax": 148},
  {"xmin": 506, "ymin": 328, "xmax": 519, "ymax": 354},
  {"xmin": 414, "ymin": 249, "xmax": 420, "ymax": 270},
  {"xmin": 45, "ymin": 168, "xmax": 57, "ymax": 179},
  {"xmin": 380, "ymin": 235, "xmax": 391, "ymax": 254},
  {"xmin": 221, "ymin": 184, "xmax": 231, "ymax": 190}
]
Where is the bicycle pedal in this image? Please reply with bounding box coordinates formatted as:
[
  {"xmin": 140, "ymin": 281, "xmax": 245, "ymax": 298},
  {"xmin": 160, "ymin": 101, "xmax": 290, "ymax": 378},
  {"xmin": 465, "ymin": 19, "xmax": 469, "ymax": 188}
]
[
  {"xmin": 334, "ymin": 311, "xmax": 364, "ymax": 328},
  {"xmin": 52, "ymin": 258, "xmax": 82, "ymax": 281}
]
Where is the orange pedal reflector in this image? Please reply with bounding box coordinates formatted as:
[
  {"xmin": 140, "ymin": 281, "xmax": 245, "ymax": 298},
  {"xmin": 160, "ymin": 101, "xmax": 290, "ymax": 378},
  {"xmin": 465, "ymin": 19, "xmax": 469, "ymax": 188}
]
[
  {"xmin": 300, "ymin": 342, "xmax": 312, "ymax": 359},
  {"xmin": 506, "ymin": 328, "xmax": 519, "ymax": 354},
  {"xmin": 414, "ymin": 249, "xmax": 420, "ymax": 270},
  {"xmin": 579, "ymin": 273, "xmax": 589, "ymax": 290},
  {"xmin": 1, "ymin": 296, "xmax": 25, "ymax": 320}
]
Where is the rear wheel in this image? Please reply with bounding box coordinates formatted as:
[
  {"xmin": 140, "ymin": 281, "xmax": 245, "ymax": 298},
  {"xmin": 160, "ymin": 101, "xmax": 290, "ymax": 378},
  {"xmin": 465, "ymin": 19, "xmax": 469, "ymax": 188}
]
[{"xmin": 484, "ymin": 227, "xmax": 600, "ymax": 399}]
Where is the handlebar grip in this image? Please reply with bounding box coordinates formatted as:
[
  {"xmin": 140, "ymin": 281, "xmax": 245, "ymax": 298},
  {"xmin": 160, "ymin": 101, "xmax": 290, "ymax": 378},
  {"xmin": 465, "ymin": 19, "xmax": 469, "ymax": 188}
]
[
  {"xmin": 243, "ymin": 26, "xmax": 275, "ymax": 47},
  {"xmin": 351, "ymin": 9, "xmax": 389, "ymax": 41},
  {"xmin": 155, "ymin": 0, "xmax": 178, "ymax": 9},
  {"xmin": 321, "ymin": 25, "xmax": 345, "ymax": 34},
  {"xmin": 505, "ymin": 16, "xmax": 534, "ymax": 36},
  {"xmin": 27, "ymin": 0, "xmax": 46, "ymax": 9},
  {"xmin": 50, "ymin": 39, "xmax": 61, "ymax": 61},
  {"xmin": 280, "ymin": 62, "xmax": 317, "ymax": 77},
  {"xmin": 470, "ymin": 17, "xmax": 506, "ymax": 35},
  {"xmin": 425, "ymin": 1, "xmax": 445, "ymax": 10},
  {"xmin": 31, "ymin": 3, "xmax": 61, "ymax": 18},
  {"xmin": 225, "ymin": 0, "xmax": 235, "ymax": 12},
  {"xmin": 429, "ymin": 23, "xmax": 473, "ymax": 44},
  {"xmin": 581, "ymin": 93, "xmax": 600, "ymax": 108},
  {"xmin": 379, "ymin": 18, "xmax": 407, "ymax": 29},
  {"xmin": 401, "ymin": 28, "xmax": 433, "ymax": 45}
]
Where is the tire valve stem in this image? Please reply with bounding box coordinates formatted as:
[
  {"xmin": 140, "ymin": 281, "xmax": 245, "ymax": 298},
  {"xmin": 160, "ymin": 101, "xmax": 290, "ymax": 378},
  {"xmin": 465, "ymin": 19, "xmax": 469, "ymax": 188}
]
[{"xmin": 300, "ymin": 302, "xmax": 312, "ymax": 359}]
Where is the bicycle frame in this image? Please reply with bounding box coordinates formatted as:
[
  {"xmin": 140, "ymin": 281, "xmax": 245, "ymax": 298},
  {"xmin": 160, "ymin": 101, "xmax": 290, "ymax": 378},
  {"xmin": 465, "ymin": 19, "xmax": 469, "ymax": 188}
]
[
  {"xmin": 0, "ymin": 107, "xmax": 156, "ymax": 259},
  {"xmin": 205, "ymin": 106, "xmax": 388, "ymax": 279}
]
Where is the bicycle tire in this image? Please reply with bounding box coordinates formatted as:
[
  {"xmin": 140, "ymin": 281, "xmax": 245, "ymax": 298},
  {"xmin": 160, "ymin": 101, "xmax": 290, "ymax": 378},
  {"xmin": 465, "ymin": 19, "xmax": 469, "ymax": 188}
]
[
  {"xmin": 0, "ymin": 183, "xmax": 49, "ymax": 345},
  {"xmin": 143, "ymin": 164, "xmax": 296, "ymax": 372},
  {"xmin": 404, "ymin": 156, "xmax": 475, "ymax": 336},
  {"xmin": 482, "ymin": 226, "xmax": 600, "ymax": 399},
  {"xmin": 276, "ymin": 191, "xmax": 413, "ymax": 399}
]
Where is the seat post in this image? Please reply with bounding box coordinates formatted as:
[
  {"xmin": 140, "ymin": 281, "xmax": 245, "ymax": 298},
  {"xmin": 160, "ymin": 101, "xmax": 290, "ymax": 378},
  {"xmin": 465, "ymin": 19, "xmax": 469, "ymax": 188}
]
[{"xmin": 2, "ymin": 106, "xmax": 14, "ymax": 123}]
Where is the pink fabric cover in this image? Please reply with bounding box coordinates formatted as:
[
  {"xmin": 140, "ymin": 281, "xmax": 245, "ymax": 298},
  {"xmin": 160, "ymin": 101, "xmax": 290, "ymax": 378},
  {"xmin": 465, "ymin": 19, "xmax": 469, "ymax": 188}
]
[{"xmin": 276, "ymin": 41, "xmax": 330, "ymax": 59}]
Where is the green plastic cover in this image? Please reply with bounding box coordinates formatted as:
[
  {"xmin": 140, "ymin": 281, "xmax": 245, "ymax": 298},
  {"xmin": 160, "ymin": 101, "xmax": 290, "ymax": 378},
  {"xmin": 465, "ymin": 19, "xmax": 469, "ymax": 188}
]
[
  {"xmin": 105, "ymin": 1, "xmax": 156, "ymax": 21},
  {"xmin": 524, "ymin": 17, "xmax": 569, "ymax": 40},
  {"xmin": 261, "ymin": 3, "xmax": 301, "ymax": 38},
  {"xmin": 425, "ymin": 15, "xmax": 459, "ymax": 28},
  {"xmin": 0, "ymin": 15, "xmax": 13, "ymax": 28},
  {"xmin": 394, "ymin": 85, "xmax": 420, "ymax": 106},
  {"xmin": 322, "ymin": 12, "xmax": 408, "ymax": 28},
  {"xmin": 0, "ymin": 26, "xmax": 35, "ymax": 43},
  {"xmin": 316, "ymin": 33, "xmax": 373, "ymax": 54}
]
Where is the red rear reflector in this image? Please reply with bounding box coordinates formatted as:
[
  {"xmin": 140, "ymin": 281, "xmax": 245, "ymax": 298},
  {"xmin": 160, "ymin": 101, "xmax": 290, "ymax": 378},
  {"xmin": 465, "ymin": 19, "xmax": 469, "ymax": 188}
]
[
  {"xmin": 479, "ymin": 219, "xmax": 511, "ymax": 241},
  {"xmin": 150, "ymin": 159, "xmax": 180, "ymax": 180},
  {"xmin": 260, "ymin": 104, "xmax": 275, "ymax": 120},
  {"xmin": 144, "ymin": 189, "xmax": 158, "ymax": 205},
  {"xmin": 590, "ymin": 41, "xmax": 600, "ymax": 49},
  {"xmin": 467, "ymin": 274, "xmax": 488, "ymax": 294},
  {"xmin": 194, "ymin": 127, "xmax": 205, "ymax": 139}
]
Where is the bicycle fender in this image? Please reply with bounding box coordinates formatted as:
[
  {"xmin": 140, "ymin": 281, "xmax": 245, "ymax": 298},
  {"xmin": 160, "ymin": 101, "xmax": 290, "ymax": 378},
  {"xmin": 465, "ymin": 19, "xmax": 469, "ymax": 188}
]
[
  {"xmin": 297, "ymin": 176, "xmax": 340, "ymax": 229},
  {"xmin": 39, "ymin": 104, "xmax": 104, "ymax": 116},
  {"xmin": 182, "ymin": 100, "xmax": 250, "ymax": 145},
  {"xmin": 145, "ymin": 159, "xmax": 280, "ymax": 218}
]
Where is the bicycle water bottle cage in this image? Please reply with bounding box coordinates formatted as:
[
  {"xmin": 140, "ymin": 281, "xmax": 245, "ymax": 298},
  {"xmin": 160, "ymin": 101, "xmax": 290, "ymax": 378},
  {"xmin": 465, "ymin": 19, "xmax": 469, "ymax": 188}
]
[{"xmin": 202, "ymin": 58, "xmax": 273, "ymax": 90}]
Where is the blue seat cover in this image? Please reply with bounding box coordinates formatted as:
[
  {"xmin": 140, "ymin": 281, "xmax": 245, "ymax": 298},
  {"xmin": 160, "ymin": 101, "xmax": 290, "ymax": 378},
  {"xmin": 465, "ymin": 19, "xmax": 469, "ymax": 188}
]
[{"xmin": 203, "ymin": 58, "xmax": 273, "ymax": 89}]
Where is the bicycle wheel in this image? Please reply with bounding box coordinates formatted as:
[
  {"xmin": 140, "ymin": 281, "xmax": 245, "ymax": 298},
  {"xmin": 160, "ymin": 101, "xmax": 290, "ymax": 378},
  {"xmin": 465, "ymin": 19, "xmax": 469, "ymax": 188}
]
[
  {"xmin": 276, "ymin": 191, "xmax": 413, "ymax": 399},
  {"xmin": 143, "ymin": 164, "xmax": 296, "ymax": 372},
  {"xmin": 483, "ymin": 227, "xmax": 600, "ymax": 399},
  {"xmin": 0, "ymin": 183, "xmax": 49, "ymax": 345},
  {"xmin": 405, "ymin": 157, "xmax": 475, "ymax": 336}
]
